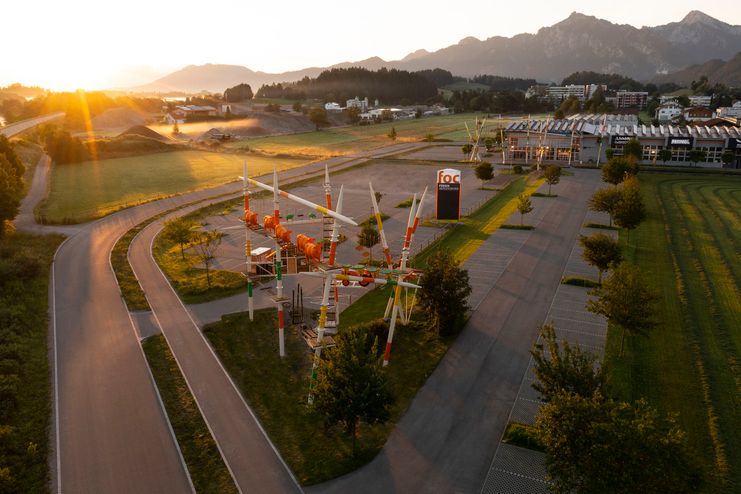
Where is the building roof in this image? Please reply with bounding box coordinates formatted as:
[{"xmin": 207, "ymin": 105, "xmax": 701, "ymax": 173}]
[{"xmin": 507, "ymin": 118, "xmax": 741, "ymax": 139}]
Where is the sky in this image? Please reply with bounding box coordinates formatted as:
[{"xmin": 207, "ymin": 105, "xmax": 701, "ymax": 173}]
[{"xmin": 3, "ymin": 0, "xmax": 740, "ymax": 91}]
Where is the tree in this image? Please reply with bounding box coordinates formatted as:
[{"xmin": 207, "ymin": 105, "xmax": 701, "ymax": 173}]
[
  {"xmin": 308, "ymin": 107, "xmax": 329, "ymax": 130},
  {"xmin": 162, "ymin": 218, "xmax": 195, "ymax": 259},
  {"xmin": 374, "ymin": 190, "xmax": 383, "ymax": 206},
  {"xmin": 223, "ymin": 83, "xmax": 253, "ymax": 102},
  {"xmin": 530, "ymin": 323, "xmax": 603, "ymax": 402},
  {"xmin": 461, "ymin": 143, "xmax": 473, "ymax": 156},
  {"xmin": 613, "ymin": 177, "xmax": 646, "ymax": 238},
  {"xmin": 0, "ymin": 137, "xmax": 24, "ymax": 237},
  {"xmin": 484, "ymin": 137, "xmax": 494, "ymax": 152},
  {"xmin": 622, "ymin": 138, "xmax": 643, "ymax": 162},
  {"xmin": 587, "ymin": 263, "xmax": 657, "ymax": 356},
  {"xmin": 387, "ymin": 127, "xmax": 397, "ymax": 141},
  {"xmin": 579, "ymin": 233, "xmax": 621, "ymax": 283},
  {"xmin": 721, "ymin": 150, "xmax": 735, "ymax": 168},
  {"xmin": 194, "ymin": 230, "xmax": 222, "ymax": 287},
  {"xmin": 687, "ymin": 149, "xmax": 707, "ymax": 167},
  {"xmin": 588, "ymin": 187, "xmax": 622, "ymax": 227},
  {"xmin": 418, "ymin": 249, "xmax": 471, "ymax": 337},
  {"xmin": 172, "ymin": 122, "xmax": 179, "ymax": 135},
  {"xmin": 516, "ymin": 193, "xmax": 533, "ymax": 226},
  {"xmin": 357, "ymin": 224, "xmax": 380, "ymax": 262},
  {"xmin": 474, "ymin": 161, "xmax": 494, "ymax": 187},
  {"xmin": 314, "ymin": 324, "xmax": 393, "ymax": 455},
  {"xmin": 657, "ymin": 148, "xmax": 673, "ymax": 165},
  {"xmin": 536, "ymin": 392, "xmax": 703, "ymax": 494},
  {"xmin": 292, "ymin": 101, "xmax": 302, "ymax": 113},
  {"xmin": 346, "ymin": 106, "xmax": 360, "ymax": 124},
  {"xmin": 604, "ymin": 148, "xmax": 615, "ymax": 160},
  {"xmin": 601, "ymin": 156, "xmax": 637, "ymax": 185},
  {"xmin": 543, "ymin": 165, "xmax": 561, "ymax": 196}
]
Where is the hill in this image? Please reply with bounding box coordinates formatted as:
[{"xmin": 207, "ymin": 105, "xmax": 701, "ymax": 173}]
[
  {"xmin": 652, "ymin": 51, "xmax": 741, "ymax": 87},
  {"xmin": 119, "ymin": 125, "xmax": 168, "ymax": 141},
  {"xmin": 132, "ymin": 11, "xmax": 741, "ymax": 93}
]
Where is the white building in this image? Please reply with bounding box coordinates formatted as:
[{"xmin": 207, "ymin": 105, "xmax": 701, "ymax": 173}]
[
  {"xmin": 546, "ymin": 84, "xmax": 606, "ymax": 102},
  {"xmin": 715, "ymin": 101, "xmax": 741, "ymax": 119},
  {"xmin": 346, "ymin": 96, "xmax": 369, "ymax": 112},
  {"xmin": 656, "ymin": 102, "xmax": 683, "ymax": 122},
  {"xmin": 689, "ymin": 95, "xmax": 712, "ymax": 107},
  {"xmin": 324, "ymin": 102, "xmax": 342, "ymax": 111}
]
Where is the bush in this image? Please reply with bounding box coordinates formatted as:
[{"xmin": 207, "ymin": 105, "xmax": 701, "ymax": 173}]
[{"xmin": 513, "ymin": 164, "xmax": 523, "ymax": 174}]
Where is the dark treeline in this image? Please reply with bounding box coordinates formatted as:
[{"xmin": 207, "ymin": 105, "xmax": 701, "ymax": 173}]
[
  {"xmin": 0, "ymin": 136, "xmax": 25, "ymax": 236},
  {"xmin": 415, "ymin": 68, "xmax": 458, "ymax": 87},
  {"xmin": 447, "ymin": 89, "xmax": 551, "ymax": 114},
  {"xmin": 471, "ymin": 75, "xmax": 537, "ymax": 91},
  {"xmin": 256, "ymin": 67, "xmax": 439, "ymax": 104},
  {"xmin": 35, "ymin": 125, "xmax": 89, "ymax": 164}
]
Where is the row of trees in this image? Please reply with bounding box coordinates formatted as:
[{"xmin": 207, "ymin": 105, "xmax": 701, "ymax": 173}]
[
  {"xmin": 256, "ymin": 67, "xmax": 439, "ymax": 105},
  {"xmin": 0, "ymin": 136, "xmax": 25, "ymax": 237},
  {"xmin": 446, "ymin": 89, "xmax": 551, "ymax": 114},
  {"xmin": 524, "ymin": 155, "xmax": 703, "ymax": 492}
]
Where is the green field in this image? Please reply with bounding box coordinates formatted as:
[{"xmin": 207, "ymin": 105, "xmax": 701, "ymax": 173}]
[
  {"xmin": 39, "ymin": 151, "xmax": 310, "ymax": 223},
  {"xmin": 0, "ymin": 233, "xmax": 65, "ymax": 492},
  {"xmin": 203, "ymin": 308, "xmax": 448, "ymax": 485},
  {"xmin": 142, "ymin": 335, "xmax": 237, "ymax": 494},
  {"xmin": 604, "ymin": 173, "xmax": 741, "ymax": 492},
  {"xmin": 227, "ymin": 113, "xmax": 487, "ymax": 157}
]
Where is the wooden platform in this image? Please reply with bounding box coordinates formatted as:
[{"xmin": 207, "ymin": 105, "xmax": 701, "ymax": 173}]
[{"xmin": 299, "ymin": 326, "xmax": 336, "ymax": 350}]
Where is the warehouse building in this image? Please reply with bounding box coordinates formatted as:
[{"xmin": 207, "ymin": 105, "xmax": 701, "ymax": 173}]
[{"xmin": 505, "ymin": 117, "xmax": 741, "ymax": 168}]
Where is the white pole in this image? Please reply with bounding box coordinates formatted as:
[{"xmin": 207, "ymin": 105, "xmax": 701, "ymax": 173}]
[
  {"xmin": 307, "ymin": 274, "xmax": 333, "ymax": 404},
  {"xmin": 243, "ymin": 161, "xmax": 254, "ymax": 321},
  {"xmin": 273, "ymin": 168, "xmax": 285, "ymax": 357},
  {"xmin": 327, "ymin": 186, "xmax": 344, "ymax": 267},
  {"xmin": 245, "ymin": 176, "xmax": 357, "ymax": 226},
  {"xmin": 369, "ymin": 182, "xmax": 393, "ymax": 268}
]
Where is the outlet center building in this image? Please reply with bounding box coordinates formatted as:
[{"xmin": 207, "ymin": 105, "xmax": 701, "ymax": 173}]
[{"xmin": 505, "ymin": 117, "xmax": 741, "ymax": 168}]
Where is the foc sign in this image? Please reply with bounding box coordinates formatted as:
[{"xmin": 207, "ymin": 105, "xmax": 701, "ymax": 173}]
[{"xmin": 437, "ymin": 168, "xmax": 461, "ymax": 184}]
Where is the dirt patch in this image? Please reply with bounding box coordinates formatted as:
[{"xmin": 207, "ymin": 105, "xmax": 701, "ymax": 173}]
[
  {"xmin": 91, "ymin": 107, "xmax": 148, "ymax": 130},
  {"xmin": 119, "ymin": 125, "xmax": 168, "ymax": 141}
]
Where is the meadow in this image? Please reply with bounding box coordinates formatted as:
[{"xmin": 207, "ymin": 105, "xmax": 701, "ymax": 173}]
[
  {"xmin": 604, "ymin": 173, "xmax": 741, "ymax": 492},
  {"xmin": 38, "ymin": 151, "xmax": 310, "ymax": 223},
  {"xmin": 227, "ymin": 113, "xmax": 503, "ymax": 157}
]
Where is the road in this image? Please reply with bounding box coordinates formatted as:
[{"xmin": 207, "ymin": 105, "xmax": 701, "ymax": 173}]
[
  {"xmin": 45, "ymin": 141, "xmax": 425, "ymax": 493},
  {"xmin": 307, "ymin": 170, "xmax": 603, "ymax": 493},
  {"xmin": 0, "ymin": 112, "xmax": 64, "ymax": 138}
]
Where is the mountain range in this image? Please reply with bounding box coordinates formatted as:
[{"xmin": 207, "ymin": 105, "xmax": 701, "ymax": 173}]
[{"xmin": 132, "ymin": 11, "xmax": 741, "ymax": 93}]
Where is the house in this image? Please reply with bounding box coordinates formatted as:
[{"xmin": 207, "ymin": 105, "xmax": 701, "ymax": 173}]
[
  {"xmin": 656, "ymin": 102, "xmax": 683, "ymax": 122},
  {"xmin": 683, "ymin": 107, "xmax": 713, "ymax": 122},
  {"xmin": 176, "ymin": 105, "xmax": 217, "ymax": 119},
  {"xmin": 689, "ymin": 95, "xmax": 712, "ymax": 107},
  {"xmin": 163, "ymin": 109, "xmax": 186, "ymax": 124},
  {"xmin": 346, "ymin": 96, "xmax": 369, "ymax": 112},
  {"xmin": 715, "ymin": 101, "xmax": 741, "ymax": 119},
  {"xmin": 324, "ymin": 102, "xmax": 341, "ymax": 111},
  {"xmin": 615, "ymin": 91, "xmax": 648, "ymax": 109}
]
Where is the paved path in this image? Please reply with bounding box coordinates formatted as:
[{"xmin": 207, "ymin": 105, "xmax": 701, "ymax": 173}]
[
  {"xmin": 129, "ymin": 205, "xmax": 302, "ymax": 493},
  {"xmin": 308, "ymin": 169, "xmax": 604, "ymax": 494},
  {"xmin": 481, "ymin": 202, "xmax": 613, "ymax": 494},
  {"xmin": 0, "ymin": 112, "xmax": 64, "ymax": 137}
]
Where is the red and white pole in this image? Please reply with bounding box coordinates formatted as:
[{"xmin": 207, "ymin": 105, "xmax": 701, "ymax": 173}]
[{"xmin": 273, "ymin": 168, "xmax": 285, "ymax": 357}]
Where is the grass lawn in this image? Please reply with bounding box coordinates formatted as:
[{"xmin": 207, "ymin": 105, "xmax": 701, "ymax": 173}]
[
  {"xmin": 226, "ymin": 113, "xmax": 489, "ymax": 158},
  {"xmin": 142, "ymin": 335, "xmax": 237, "ymax": 494},
  {"xmin": 0, "ymin": 232, "xmax": 65, "ymax": 492},
  {"xmin": 152, "ymin": 217, "xmax": 247, "ymax": 305},
  {"xmin": 603, "ymin": 173, "xmax": 741, "ymax": 492},
  {"xmin": 39, "ymin": 150, "xmax": 311, "ymax": 224},
  {"xmin": 203, "ymin": 307, "xmax": 448, "ymax": 485},
  {"xmin": 412, "ymin": 174, "xmax": 543, "ymax": 267}
]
